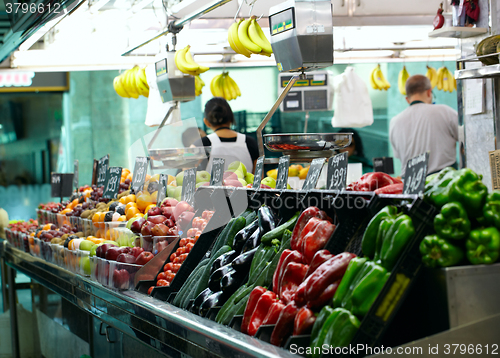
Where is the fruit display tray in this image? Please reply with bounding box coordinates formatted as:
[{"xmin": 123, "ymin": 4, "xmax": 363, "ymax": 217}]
[
  {"xmin": 148, "ymin": 147, "xmax": 211, "ymax": 169},
  {"xmin": 263, "ymin": 133, "xmax": 352, "ymax": 152}
]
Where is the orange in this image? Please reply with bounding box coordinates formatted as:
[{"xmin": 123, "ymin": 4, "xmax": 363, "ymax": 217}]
[
  {"xmin": 136, "ymin": 194, "xmax": 153, "ymax": 211},
  {"xmin": 144, "ymin": 204, "xmax": 156, "ymax": 215},
  {"xmin": 119, "ymin": 197, "xmax": 127, "ymax": 204},
  {"xmin": 42, "ymin": 224, "xmax": 52, "ymax": 230},
  {"xmin": 126, "ymin": 173, "xmax": 132, "ymax": 181},
  {"xmin": 167, "ymin": 175, "xmax": 176, "ymax": 185},
  {"xmin": 133, "ymin": 213, "xmax": 144, "ymax": 219},
  {"xmin": 126, "ymin": 207, "xmax": 140, "ymax": 220},
  {"xmin": 95, "ymin": 229, "xmax": 103, "ymax": 239},
  {"xmin": 125, "ymin": 202, "xmax": 138, "ymax": 212},
  {"xmin": 117, "ymin": 215, "xmax": 127, "ymax": 222}
]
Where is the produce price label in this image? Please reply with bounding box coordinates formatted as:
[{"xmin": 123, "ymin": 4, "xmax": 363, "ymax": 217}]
[
  {"xmin": 131, "ymin": 156, "xmax": 149, "ymax": 193},
  {"xmin": 373, "ymin": 157, "xmax": 394, "ymax": 175},
  {"xmin": 91, "ymin": 159, "xmax": 98, "ymax": 186},
  {"xmin": 403, "ymin": 152, "xmax": 429, "ymax": 195},
  {"xmin": 103, "ymin": 167, "xmax": 122, "ymax": 199},
  {"xmin": 181, "ymin": 168, "xmax": 197, "ymax": 206},
  {"xmin": 302, "ymin": 158, "xmax": 326, "ymax": 190},
  {"xmin": 96, "ymin": 154, "xmax": 109, "ymax": 186},
  {"xmin": 210, "ymin": 157, "xmax": 225, "ymax": 186},
  {"xmin": 276, "ymin": 155, "xmax": 290, "ymax": 190},
  {"xmin": 51, "ymin": 173, "xmax": 74, "ymax": 198},
  {"xmin": 252, "ymin": 156, "xmax": 265, "ymax": 189},
  {"xmin": 157, "ymin": 174, "xmax": 168, "ymax": 206},
  {"xmin": 327, "ymin": 152, "xmax": 348, "ymax": 191},
  {"xmin": 73, "ymin": 159, "xmax": 79, "ymax": 189}
]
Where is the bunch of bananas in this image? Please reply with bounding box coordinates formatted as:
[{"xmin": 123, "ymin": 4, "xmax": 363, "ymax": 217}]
[
  {"xmin": 425, "ymin": 66, "xmax": 438, "ymax": 89},
  {"xmin": 398, "ymin": 66, "xmax": 410, "ymax": 95},
  {"xmin": 228, "ymin": 16, "xmax": 273, "ymax": 58},
  {"xmin": 210, "ymin": 73, "xmax": 241, "ymax": 101},
  {"xmin": 175, "ymin": 45, "xmax": 210, "ymax": 75},
  {"xmin": 113, "ymin": 66, "xmax": 149, "ymax": 98},
  {"xmin": 370, "ymin": 64, "xmax": 390, "ymax": 90},
  {"xmin": 435, "ymin": 67, "xmax": 456, "ymax": 93},
  {"xmin": 195, "ymin": 75, "xmax": 205, "ymax": 97}
]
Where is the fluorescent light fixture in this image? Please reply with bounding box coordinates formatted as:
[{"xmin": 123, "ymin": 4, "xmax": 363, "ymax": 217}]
[{"xmin": 19, "ymin": 17, "xmax": 61, "ymax": 51}]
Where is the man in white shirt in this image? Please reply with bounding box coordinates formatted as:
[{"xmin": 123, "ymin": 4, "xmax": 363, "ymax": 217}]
[{"xmin": 389, "ymin": 75, "xmax": 458, "ymax": 177}]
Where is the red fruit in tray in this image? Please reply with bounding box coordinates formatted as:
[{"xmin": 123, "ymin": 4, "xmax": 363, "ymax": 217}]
[
  {"xmin": 131, "ymin": 246, "xmax": 144, "ymax": 258},
  {"xmin": 157, "ymin": 272, "xmax": 167, "ymax": 281},
  {"xmin": 156, "ymin": 239, "xmax": 169, "ymax": 253},
  {"xmin": 172, "ymin": 264, "xmax": 181, "ymax": 273},
  {"xmin": 151, "ymin": 223, "xmax": 170, "ymax": 237},
  {"xmin": 173, "ymin": 201, "xmax": 194, "ymax": 220},
  {"xmin": 131, "ymin": 218, "xmax": 146, "ymax": 234},
  {"xmin": 260, "ymin": 184, "xmax": 272, "ymax": 189},
  {"xmin": 141, "ymin": 221, "xmax": 155, "ymax": 236},
  {"xmin": 105, "ymin": 246, "xmax": 125, "ymax": 261},
  {"xmin": 163, "ymin": 262, "xmax": 174, "ymax": 272},
  {"xmin": 96, "ymin": 243, "xmax": 116, "ymax": 259},
  {"xmin": 147, "ymin": 286, "xmax": 154, "ymax": 295},
  {"xmin": 147, "ymin": 215, "xmax": 167, "ymax": 225},
  {"xmin": 157, "ymin": 279, "xmax": 169, "ymax": 287},
  {"xmin": 136, "ymin": 251, "xmax": 154, "ymax": 265},
  {"xmin": 224, "ymin": 179, "xmax": 243, "ymax": 187},
  {"xmin": 223, "ymin": 172, "xmax": 238, "ymax": 181},
  {"xmin": 165, "ymin": 218, "xmax": 175, "ymax": 228},
  {"xmin": 160, "ymin": 206, "xmax": 174, "ymax": 219},
  {"xmin": 112, "ymin": 269, "xmax": 130, "ymax": 289},
  {"xmin": 177, "ymin": 212, "xmax": 195, "ymax": 231},
  {"xmin": 161, "ymin": 198, "xmax": 179, "ymax": 208},
  {"xmin": 116, "ymin": 253, "xmax": 137, "ymax": 264},
  {"xmin": 147, "ymin": 207, "xmax": 162, "ymax": 217}
]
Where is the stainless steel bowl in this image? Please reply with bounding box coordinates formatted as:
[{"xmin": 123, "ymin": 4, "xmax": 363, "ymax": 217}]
[
  {"xmin": 148, "ymin": 147, "xmax": 210, "ymax": 170},
  {"xmin": 263, "ymin": 133, "xmax": 352, "ymax": 152}
]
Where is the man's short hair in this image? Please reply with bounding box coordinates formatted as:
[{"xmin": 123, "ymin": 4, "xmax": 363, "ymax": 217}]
[{"xmin": 406, "ymin": 75, "xmax": 432, "ymax": 98}]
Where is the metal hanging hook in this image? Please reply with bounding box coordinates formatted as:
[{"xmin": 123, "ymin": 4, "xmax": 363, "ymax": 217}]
[{"xmin": 234, "ymin": 0, "xmax": 245, "ymax": 22}]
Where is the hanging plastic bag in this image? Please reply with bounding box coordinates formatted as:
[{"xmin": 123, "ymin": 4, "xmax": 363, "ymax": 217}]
[{"xmin": 331, "ymin": 66, "xmax": 374, "ymax": 128}]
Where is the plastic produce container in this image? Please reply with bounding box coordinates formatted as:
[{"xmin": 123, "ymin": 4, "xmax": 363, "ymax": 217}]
[
  {"xmin": 32, "ymin": 238, "xmax": 42, "ymax": 258},
  {"xmin": 97, "ymin": 257, "xmax": 110, "ymax": 286},
  {"xmin": 103, "ymin": 222, "xmax": 127, "ymax": 241},
  {"xmin": 108, "ymin": 261, "xmax": 142, "ymax": 290},
  {"xmin": 77, "ymin": 250, "xmax": 91, "ymax": 276}
]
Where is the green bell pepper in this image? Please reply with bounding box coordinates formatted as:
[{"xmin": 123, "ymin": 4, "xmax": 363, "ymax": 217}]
[
  {"xmin": 420, "ymin": 235, "xmax": 464, "ymax": 267},
  {"xmin": 310, "ymin": 305, "xmax": 335, "ymax": 357},
  {"xmin": 466, "ymin": 227, "xmax": 500, "ymax": 265},
  {"xmin": 310, "ymin": 308, "xmax": 360, "ymax": 357},
  {"xmin": 332, "ymin": 257, "xmax": 367, "ymax": 308},
  {"xmin": 449, "ymin": 169, "xmax": 488, "ymax": 217},
  {"xmin": 335, "ymin": 260, "xmax": 390, "ymax": 318},
  {"xmin": 483, "ymin": 191, "xmax": 500, "ymax": 230},
  {"xmin": 378, "ymin": 214, "xmax": 415, "ymax": 271},
  {"xmin": 433, "ymin": 202, "xmax": 471, "ymax": 240},
  {"xmin": 361, "ymin": 206, "xmax": 398, "ymax": 259},
  {"xmin": 424, "ymin": 167, "xmax": 459, "ymax": 207}
]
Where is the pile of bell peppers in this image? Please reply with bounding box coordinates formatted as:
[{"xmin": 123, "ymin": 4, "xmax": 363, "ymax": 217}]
[
  {"xmin": 346, "ymin": 172, "xmax": 403, "ymax": 194},
  {"xmin": 422, "ymin": 167, "xmax": 500, "ymax": 267}
]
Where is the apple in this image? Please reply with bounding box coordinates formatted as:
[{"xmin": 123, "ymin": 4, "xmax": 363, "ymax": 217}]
[
  {"xmin": 260, "ymin": 184, "xmax": 272, "ymax": 189},
  {"xmin": 166, "ymin": 186, "xmax": 177, "ymax": 198},
  {"xmin": 79, "ymin": 240, "xmax": 94, "ymax": 252},
  {"xmin": 131, "ymin": 247, "xmax": 144, "ymax": 258},
  {"xmin": 161, "ymin": 206, "xmax": 174, "ymax": 219},
  {"xmin": 228, "ymin": 161, "xmax": 247, "ymax": 176},
  {"xmin": 223, "ymin": 171, "xmax": 238, "ymax": 181},
  {"xmin": 177, "ymin": 212, "xmax": 195, "ymax": 230},
  {"xmin": 161, "ymin": 198, "xmax": 179, "ymax": 208},
  {"xmin": 173, "ymin": 201, "xmax": 194, "ymax": 220},
  {"xmin": 287, "ymin": 183, "xmax": 292, "ymax": 189},
  {"xmin": 90, "ymin": 243, "xmax": 103, "ymax": 257},
  {"xmin": 131, "ymin": 217, "xmax": 146, "ymax": 234},
  {"xmin": 196, "ymin": 182, "xmax": 210, "ymax": 188},
  {"xmin": 261, "ymin": 177, "xmax": 276, "ymax": 189},
  {"xmin": 151, "ymin": 223, "xmax": 170, "ymax": 237},
  {"xmin": 126, "ymin": 217, "xmax": 137, "ymax": 230},
  {"xmin": 116, "ymin": 253, "xmax": 136, "ymax": 264},
  {"xmin": 233, "ymin": 169, "xmax": 245, "ymax": 179},
  {"xmin": 173, "ymin": 187, "xmax": 183, "ymax": 201},
  {"xmin": 96, "ymin": 243, "xmax": 116, "ymax": 259},
  {"xmin": 224, "ymin": 179, "xmax": 243, "ymax": 187},
  {"xmin": 238, "ymin": 178, "xmax": 247, "ymax": 186},
  {"xmin": 112, "ymin": 269, "xmax": 130, "ymax": 289},
  {"xmin": 196, "ymin": 170, "xmax": 211, "ymax": 184},
  {"xmin": 105, "ymin": 246, "xmax": 125, "ymax": 261},
  {"xmin": 176, "ymin": 171, "xmax": 184, "ymax": 186},
  {"xmin": 141, "ymin": 221, "xmax": 155, "ymax": 236},
  {"xmin": 103, "ymin": 240, "xmax": 119, "ymax": 246},
  {"xmin": 245, "ymin": 173, "xmax": 255, "ymax": 184},
  {"xmin": 147, "ymin": 207, "xmax": 162, "ymax": 217},
  {"xmin": 136, "ymin": 251, "xmax": 154, "ymax": 265},
  {"xmin": 81, "ymin": 256, "xmax": 91, "ymax": 275},
  {"xmin": 147, "ymin": 215, "xmax": 167, "ymax": 225}
]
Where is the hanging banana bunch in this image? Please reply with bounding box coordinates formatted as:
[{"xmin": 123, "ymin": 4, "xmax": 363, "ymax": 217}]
[
  {"xmin": 174, "ymin": 45, "xmax": 210, "ymax": 75},
  {"xmin": 228, "ymin": 16, "xmax": 273, "ymax": 57},
  {"xmin": 436, "ymin": 66, "xmax": 456, "ymax": 93},
  {"xmin": 398, "ymin": 66, "xmax": 410, "ymax": 95},
  {"xmin": 113, "ymin": 66, "xmax": 149, "ymax": 99},
  {"xmin": 210, "ymin": 72, "xmax": 241, "ymax": 101},
  {"xmin": 195, "ymin": 75, "xmax": 205, "ymax": 97},
  {"xmin": 425, "ymin": 65, "xmax": 439, "ymax": 89},
  {"xmin": 370, "ymin": 64, "xmax": 390, "ymax": 90}
]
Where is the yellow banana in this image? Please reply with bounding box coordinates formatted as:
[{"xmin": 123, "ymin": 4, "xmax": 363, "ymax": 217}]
[
  {"xmin": 398, "ymin": 66, "xmax": 409, "ymax": 95},
  {"xmin": 211, "ymin": 74, "xmax": 224, "ymax": 97},
  {"xmin": 182, "ymin": 45, "xmax": 200, "ymax": 73},
  {"xmin": 436, "ymin": 67, "xmax": 444, "ymax": 91},
  {"xmin": 175, "ymin": 46, "xmax": 197, "ymax": 73},
  {"xmin": 248, "ymin": 17, "xmax": 273, "ymax": 55},
  {"xmin": 374, "ymin": 65, "xmax": 390, "ymax": 90},
  {"xmin": 238, "ymin": 18, "xmax": 262, "ymax": 54},
  {"xmin": 442, "ymin": 68, "xmax": 450, "ymax": 92},
  {"xmin": 135, "ymin": 67, "xmax": 149, "ymax": 97},
  {"xmin": 453, "ymin": 76, "xmax": 457, "ymax": 91},
  {"xmin": 447, "ymin": 68, "xmax": 455, "ymax": 92},
  {"xmin": 226, "ymin": 74, "xmax": 239, "ymax": 100},
  {"xmin": 370, "ymin": 67, "xmax": 379, "ymax": 90},
  {"xmin": 226, "ymin": 75, "xmax": 241, "ymax": 97},
  {"xmin": 124, "ymin": 69, "xmax": 139, "ymax": 98},
  {"xmin": 229, "ymin": 20, "xmax": 252, "ymax": 58},
  {"xmin": 426, "ymin": 66, "xmax": 438, "ymax": 89},
  {"xmin": 113, "ymin": 75, "xmax": 130, "ymax": 98}
]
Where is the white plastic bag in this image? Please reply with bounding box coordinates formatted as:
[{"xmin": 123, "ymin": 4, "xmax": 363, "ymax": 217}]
[{"xmin": 331, "ymin": 67, "xmax": 374, "ymax": 128}]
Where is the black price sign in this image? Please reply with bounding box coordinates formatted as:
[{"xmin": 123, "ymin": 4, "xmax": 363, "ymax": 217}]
[
  {"xmin": 157, "ymin": 174, "xmax": 168, "ymax": 206},
  {"xmin": 327, "ymin": 152, "xmax": 348, "ymax": 191},
  {"xmin": 181, "ymin": 168, "xmax": 197, "ymax": 206},
  {"xmin": 91, "ymin": 159, "xmax": 98, "ymax": 185},
  {"xmin": 103, "ymin": 167, "xmax": 123, "ymax": 199},
  {"xmin": 73, "ymin": 160, "xmax": 79, "ymax": 189},
  {"xmin": 403, "ymin": 152, "xmax": 429, "ymax": 196},
  {"xmin": 252, "ymin": 156, "xmax": 265, "ymax": 189},
  {"xmin": 276, "ymin": 155, "xmax": 290, "ymax": 190},
  {"xmin": 210, "ymin": 158, "xmax": 225, "ymax": 186},
  {"xmin": 373, "ymin": 157, "xmax": 394, "ymax": 175},
  {"xmin": 302, "ymin": 158, "xmax": 326, "ymax": 190},
  {"xmin": 96, "ymin": 155, "xmax": 109, "ymax": 186},
  {"xmin": 131, "ymin": 156, "xmax": 149, "ymax": 193},
  {"xmin": 51, "ymin": 173, "xmax": 74, "ymax": 198}
]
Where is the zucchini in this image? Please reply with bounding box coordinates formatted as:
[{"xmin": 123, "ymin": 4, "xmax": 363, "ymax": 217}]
[
  {"xmin": 223, "ymin": 216, "xmax": 246, "ymax": 248},
  {"xmin": 216, "ymin": 284, "xmax": 254, "ymax": 325},
  {"xmin": 261, "ymin": 211, "xmax": 300, "ymax": 245},
  {"xmin": 244, "ymin": 211, "xmax": 257, "ymax": 226},
  {"xmin": 173, "ymin": 263, "xmax": 207, "ymax": 307},
  {"xmin": 210, "ymin": 218, "xmax": 235, "ymax": 254}
]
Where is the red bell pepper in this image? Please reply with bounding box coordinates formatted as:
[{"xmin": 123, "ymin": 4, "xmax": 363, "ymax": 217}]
[
  {"xmin": 293, "ymin": 307, "xmax": 316, "ymax": 336},
  {"xmin": 374, "ymin": 183, "xmax": 403, "ymax": 195},
  {"xmin": 270, "ymin": 301, "xmax": 299, "ymax": 347},
  {"xmin": 306, "ymin": 280, "xmax": 340, "ymax": 310},
  {"xmin": 275, "ymin": 250, "xmax": 304, "ymax": 296},
  {"xmin": 291, "ymin": 207, "xmax": 330, "ymax": 251},
  {"xmin": 262, "ymin": 300, "xmax": 285, "ymax": 326},
  {"xmin": 300, "ymin": 219, "xmax": 336, "ymax": 264},
  {"xmin": 272, "ymin": 249, "xmax": 293, "ymax": 295},
  {"xmin": 248, "ymin": 290, "xmax": 277, "ymax": 336},
  {"xmin": 347, "ymin": 172, "xmax": 400, "ymax": 192},
  {"xmin": 304, "ymin": 252, "xmax": 356, "ymax": 303},
  {"xmin": 306, "ymin": 250, "xmax": 334, "ymax": 278},
  {"xmin": 280, "ymin": 262, "xmax": 308, "ymax": 304},
  {"xmin": 241, "ymin": 286, "xmax": 267, "ymax": 334}
]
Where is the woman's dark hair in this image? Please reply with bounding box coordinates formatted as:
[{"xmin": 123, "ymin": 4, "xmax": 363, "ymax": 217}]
[
  {"xmin": 204, "ymin": 97, "xmax": 234, "ymax": 126},
  {"xmin": 337, "ymin": 128, "xmax": 364, "ymax": 158}
]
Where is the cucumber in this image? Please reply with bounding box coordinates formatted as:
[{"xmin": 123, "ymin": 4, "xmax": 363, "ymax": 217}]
[
  {"xmin": 261, "ymin": 211, "xmax": 300, "ymax": 245},
  {"xmin": 210, "ymin": 218, "xmax": 235, "ymax": 254},
  {"xmin": 244, "ymin": 211, "xmax": 257, "ymax": 226},
  {"xmin": 193, "ymin": 245, "xmax": 232, "ymax": 298},
  {"xmin": 223, "ymin": 216, "xmax": 246, "ymax": 248},
  {"xmin": 248, "ymin": 246, "xmax": 276, "ymax": 285},
  {"xmin": 248, "ymin": 244, "xmax": 266, "ymax": 280},
  {"xmin": 173, "ymin": 263, "xmax": 207, "ymax": 307},
  {"xmin": 216, "ymin": 284, "xmax": 254, "ymax": 325}
]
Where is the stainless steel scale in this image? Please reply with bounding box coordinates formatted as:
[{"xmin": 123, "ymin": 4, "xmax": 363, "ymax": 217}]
[{"xmin": 257, "ymin": 0, "xmax": 351, "ymax": 164}]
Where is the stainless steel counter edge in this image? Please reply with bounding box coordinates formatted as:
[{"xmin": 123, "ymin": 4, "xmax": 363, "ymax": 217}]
[
  {"xmin": 0, "ymin": 240, "xmax": 296, "ymax": 358},
  {"xmin": 455, "ymin": 64, "xmax": 500, "ymax": 80}
]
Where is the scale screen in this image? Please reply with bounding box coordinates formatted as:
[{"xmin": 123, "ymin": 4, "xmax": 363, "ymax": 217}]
[
  {"xmin": 156, "ymin": 59, "xmax": 167, "ymax": 77},
  {"xmin": 270, "ymin": 8, "xmax": 295, "ymax": 36},
  {"xmin": 280, "ymin": 74, "xmax": 327, "ymax": 88}
]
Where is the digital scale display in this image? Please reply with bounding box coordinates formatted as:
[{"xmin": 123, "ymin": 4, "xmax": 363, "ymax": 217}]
[
  {"xmin": 281, "ymin": 74, "xmax": 327, "ymax": 88},
  {"xmin": 270, "ymin": 8, "xmax": 295, "ymax": 36},
  {"xmin": 156, "ymin": 59, "xmax": 167, "ymax": 77}
]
